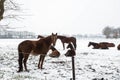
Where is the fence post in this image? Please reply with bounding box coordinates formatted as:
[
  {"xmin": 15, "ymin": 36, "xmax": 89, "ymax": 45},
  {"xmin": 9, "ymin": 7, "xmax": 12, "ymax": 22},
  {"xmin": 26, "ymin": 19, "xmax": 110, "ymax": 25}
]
[{"xmin": 72, "ymin": 56, "xmax": 75, "ymax": 80}]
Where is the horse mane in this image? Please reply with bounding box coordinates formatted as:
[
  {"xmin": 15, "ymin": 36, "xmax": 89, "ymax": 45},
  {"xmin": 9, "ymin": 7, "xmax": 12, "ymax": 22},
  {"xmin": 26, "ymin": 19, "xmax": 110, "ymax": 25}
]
[
  {"xmin": 88, "ymin": 42, "xmax": 99, "ymax": 46},
  {"xmin": 57, "ymin": 35, "xmax": 67, "ymax": 39},
  {"xmin": 17, "ymin": 33, "xmax": 57, "ymax": 72},
  {"xmin": 37, "ymin": 35, "xmax": 45, "ymax": 39}
]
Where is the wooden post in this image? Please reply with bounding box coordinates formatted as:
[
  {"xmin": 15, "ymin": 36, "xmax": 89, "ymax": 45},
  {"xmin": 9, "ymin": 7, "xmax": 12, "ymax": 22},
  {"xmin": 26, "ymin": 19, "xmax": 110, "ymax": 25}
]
[{"xmin": 72, "ymin": 56, "xmax": 75, "ymax": 80}]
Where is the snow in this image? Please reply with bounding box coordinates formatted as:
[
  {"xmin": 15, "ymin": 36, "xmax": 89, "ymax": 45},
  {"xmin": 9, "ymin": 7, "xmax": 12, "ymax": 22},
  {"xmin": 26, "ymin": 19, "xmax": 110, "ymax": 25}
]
[{"xmin": 0, "ymin": 38, "xmax": 120, "ymax": 80}]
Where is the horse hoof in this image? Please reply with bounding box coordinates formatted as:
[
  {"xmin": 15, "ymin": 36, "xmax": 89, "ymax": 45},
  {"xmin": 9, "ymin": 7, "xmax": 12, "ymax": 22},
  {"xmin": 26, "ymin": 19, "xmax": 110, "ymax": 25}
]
[
  {"xmin": 38, "ymin": 67, "xmax": 44, "ymax": 69},
  {"xmin": 17, "ymin": 70, "xmax": 23, "ymax": 73},
  {"xmin": 25, "ymin": 70, "xmax": 29, "ymax": 72}
]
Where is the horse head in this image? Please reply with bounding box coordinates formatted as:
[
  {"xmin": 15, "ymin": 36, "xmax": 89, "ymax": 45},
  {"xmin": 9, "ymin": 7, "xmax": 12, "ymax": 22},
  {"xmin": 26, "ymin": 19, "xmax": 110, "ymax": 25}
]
[
  {"xmin": 88, "ymin": 42, "xmax": 92, "ymax": 47},
  {"xmin": 51, "ymin": 33, "xmax": 57, "ymax": 46}
]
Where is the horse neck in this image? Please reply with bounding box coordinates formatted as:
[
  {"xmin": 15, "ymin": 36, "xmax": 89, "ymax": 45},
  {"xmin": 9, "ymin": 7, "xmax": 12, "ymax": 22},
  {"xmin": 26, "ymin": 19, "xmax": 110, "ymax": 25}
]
[
  {"xmin": 42, "ymin": 36, "xmax": 52, "ymax": 45},
  {"xmin": 89, "ymin": 42, "xmax": 95, "ymax": 46},
  {"xmin": 57, "ymin": 35, "xmax": 66, "ymax": 40},
  {"xmin": 38, "ymin": 35, "xmax": 44, "ymax": 38}
]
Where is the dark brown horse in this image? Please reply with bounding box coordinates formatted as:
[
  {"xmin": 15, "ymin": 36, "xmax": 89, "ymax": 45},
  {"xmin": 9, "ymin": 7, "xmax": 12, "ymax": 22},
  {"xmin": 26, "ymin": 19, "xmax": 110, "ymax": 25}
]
[
  {"xmin": 49, "ymin": 46, "xmax": 60, "ymax": 58},
  {"xmin": 88, "ymin": 42, "xmax": 115, "ymax": 49},
  {"xmin": 17, "ymin": 33, "xmax": 57, "ymax": 72},
  {"xmin": 57, "ymin": 35, "xmax": 76, "ymax": 50}
]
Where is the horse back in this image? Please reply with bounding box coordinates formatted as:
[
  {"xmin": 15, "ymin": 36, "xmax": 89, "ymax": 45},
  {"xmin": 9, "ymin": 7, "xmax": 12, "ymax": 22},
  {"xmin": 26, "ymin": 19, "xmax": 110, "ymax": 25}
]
[{"xmin": 18, "ymin": 40, "xmax": 35, "ymax": 53}]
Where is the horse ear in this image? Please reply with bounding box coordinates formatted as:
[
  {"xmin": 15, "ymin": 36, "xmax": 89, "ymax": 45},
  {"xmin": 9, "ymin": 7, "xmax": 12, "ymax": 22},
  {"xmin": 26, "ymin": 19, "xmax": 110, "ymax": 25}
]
[
  {"xmin": 52, "ymin": 33, "xmax": 54, "ymax": 35},
  {"xmin": 56, "ymin": 33, "xmax": 57, "ymax": 35}
]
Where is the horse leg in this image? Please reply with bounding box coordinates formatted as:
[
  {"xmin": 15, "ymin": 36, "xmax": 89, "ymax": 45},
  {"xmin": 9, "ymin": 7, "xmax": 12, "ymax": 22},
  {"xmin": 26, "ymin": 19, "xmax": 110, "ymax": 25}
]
[
  {"xmin": 40, "ymin": 55, "xmax": 45, "ymax": 69},
  {"xmin": 38, "ymin": 55, "xmax": 42, "ymax": 69},
  {"xmin": 63, "ymin": 43, "xmax": 65, "ymax": 50},
  {"xmin": 38, "ymin": 55, "xmax": 45, "ymax": 69},
  {"xmin": 23, "ymin": 54, "xmax": 29, "ymax": 72},
  {"xmin": 17, "ymin": 52, "xmax": 23, "ymax": 72}
]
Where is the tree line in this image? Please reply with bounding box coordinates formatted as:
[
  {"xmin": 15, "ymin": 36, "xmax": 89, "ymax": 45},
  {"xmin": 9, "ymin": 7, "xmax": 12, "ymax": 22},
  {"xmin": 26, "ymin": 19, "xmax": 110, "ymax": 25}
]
[{"xmin": 102, "ymin": 26, "xmax": 120, "ymax": 38}]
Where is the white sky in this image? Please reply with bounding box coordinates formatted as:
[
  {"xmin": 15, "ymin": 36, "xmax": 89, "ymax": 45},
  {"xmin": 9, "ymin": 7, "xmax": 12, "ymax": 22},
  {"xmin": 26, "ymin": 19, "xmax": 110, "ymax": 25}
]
[{"xmin": 7, "ymin": 0, "xmax": 120, "ymax": 35}]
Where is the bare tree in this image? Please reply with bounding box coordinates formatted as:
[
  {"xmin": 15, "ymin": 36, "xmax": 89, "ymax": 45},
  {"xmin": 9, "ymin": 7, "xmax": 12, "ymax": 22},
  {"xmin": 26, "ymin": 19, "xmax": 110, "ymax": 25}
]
[
  {"xmin": 0, "ymin": 0, "xmax": 21, "ymax": 21},
  {"xmin": 112, "ymin": 29, "xmax": 118, "ymax": 38},
  {"xmin": 102, "ymin": 26, "xmax": 112, "ymax": 38},
  {"xmin": 0, "ymin": 0, "xmax": 5, "ymax": 21}
]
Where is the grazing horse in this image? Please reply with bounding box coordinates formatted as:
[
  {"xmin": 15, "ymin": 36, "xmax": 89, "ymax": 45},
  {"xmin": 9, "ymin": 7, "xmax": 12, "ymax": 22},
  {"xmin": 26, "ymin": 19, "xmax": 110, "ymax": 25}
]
[
  {"xmin": 49, "ymin": 46, "xmax": 60, "ymax": 58},
  {"xmin": 57, "ymin": 35, "xmax": 76, "ymax": 50},
  {"xmin": 88, "ymin": 42, "xmax": 100, "ymax": 49},
  {"xmin": 17, "ymin": 33, "xmax": 57, "ymax": 72}
]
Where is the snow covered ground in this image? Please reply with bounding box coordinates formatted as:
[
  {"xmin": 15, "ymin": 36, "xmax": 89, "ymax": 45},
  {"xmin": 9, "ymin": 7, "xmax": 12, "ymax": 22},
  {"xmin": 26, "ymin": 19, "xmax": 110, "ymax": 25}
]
[{"xmin": 0, "ymin": 38, "xmax": 120, "ymax": 80}]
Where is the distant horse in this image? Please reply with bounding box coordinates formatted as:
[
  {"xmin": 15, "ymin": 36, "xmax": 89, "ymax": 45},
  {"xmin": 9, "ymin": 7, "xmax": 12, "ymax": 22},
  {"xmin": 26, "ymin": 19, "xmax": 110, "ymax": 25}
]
[
  {"xmin": 88, "ymin": 42, "xmax": 100, "ymax": 49},
  {"xmin": 17, "ymin": 33, "xmax": 57, "ymax": 72},
  {"xmin": 49, "ymin": 46, "xmax": 60, "ymax": 58},
  {"xmin": 88, "ymin": 42, "xmax": 115, "ymax": 49},
  {"xmin": 57, "ymin": 35, "xmax": 76, "ymax": 50}
]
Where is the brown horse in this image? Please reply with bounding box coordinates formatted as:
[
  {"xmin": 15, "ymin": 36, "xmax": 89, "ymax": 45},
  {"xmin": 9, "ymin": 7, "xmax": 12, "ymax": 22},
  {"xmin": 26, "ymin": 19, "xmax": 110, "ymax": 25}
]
[
  {"xmin": 49, "ymin": 46, "xmax": 60, "ymax": 58},
  {"xmin": 17, "ymin": 33, "xmax": 57, "ymax": 72},
  {"xmin": 57, "ymin": 35, "xmax": 76, "ymax": 50},
  {"xmin": 88, "ymin": 42, "xmax": 115, "ymax": 49}
]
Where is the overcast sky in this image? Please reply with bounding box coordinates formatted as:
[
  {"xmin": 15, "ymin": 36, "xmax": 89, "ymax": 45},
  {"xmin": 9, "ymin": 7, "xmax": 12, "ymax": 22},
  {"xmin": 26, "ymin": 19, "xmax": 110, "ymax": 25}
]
[{"xmin": 10, "ymin": 0, "xmax": 120, "ymax": 35}]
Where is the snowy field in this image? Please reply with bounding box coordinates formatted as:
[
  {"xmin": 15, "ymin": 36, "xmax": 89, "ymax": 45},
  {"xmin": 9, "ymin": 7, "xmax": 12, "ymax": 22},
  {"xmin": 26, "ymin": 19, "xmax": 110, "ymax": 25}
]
[{"xmin": 0, "ymin": 38, "xmax": 120, "ymax": 80}]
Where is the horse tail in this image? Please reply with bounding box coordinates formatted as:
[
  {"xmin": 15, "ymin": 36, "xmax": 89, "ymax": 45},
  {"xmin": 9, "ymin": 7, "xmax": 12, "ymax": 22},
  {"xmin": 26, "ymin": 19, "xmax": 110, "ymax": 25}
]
[
  {"xmin": 73, "ymin": 38, "xmax": 77, "ymax": 50},
  {"xmin": 18, "ymin": 48, "xmax": 24, "ymax": 72}
]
